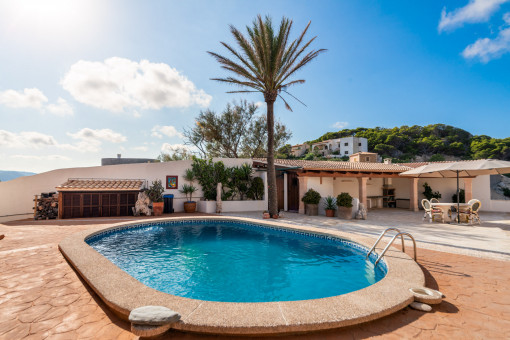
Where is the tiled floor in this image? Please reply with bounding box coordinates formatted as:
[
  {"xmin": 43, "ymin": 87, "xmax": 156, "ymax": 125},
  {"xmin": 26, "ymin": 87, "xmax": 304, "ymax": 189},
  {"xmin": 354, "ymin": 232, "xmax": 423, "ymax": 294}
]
[{"xmin": 0, "ymin": 211, "xmax": 509, "ymax": 339}]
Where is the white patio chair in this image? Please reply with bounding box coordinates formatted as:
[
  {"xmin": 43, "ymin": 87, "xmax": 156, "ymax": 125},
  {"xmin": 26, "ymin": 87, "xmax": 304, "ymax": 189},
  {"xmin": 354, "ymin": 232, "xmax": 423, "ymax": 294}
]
[
  {"xmin": 430, "ymin": 198, "xmax": 440, "ymax": 204},
  {"xmin": 421, "ymin": 199, "xmax": 444, "ymax": 223}
]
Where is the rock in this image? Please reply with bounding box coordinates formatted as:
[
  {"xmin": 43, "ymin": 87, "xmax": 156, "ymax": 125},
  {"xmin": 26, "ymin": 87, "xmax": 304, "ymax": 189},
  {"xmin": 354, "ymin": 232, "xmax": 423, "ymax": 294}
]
[
  {"xmin": 410, "ymin": 302, "xmax": 432, "ymax": 312},
  {"xmin": 131, "ymin": 323, "xmax": 172, "ymax": 338},
  {"xmin": 129, "ymin": 306, "xmax": 180, "ymax": 326},
  {"xmin": 133, "ymin": 191, "xmax": 151, "ymax": 216},
  {"xmin": 409, "ymin": 287, "xmax": 443, "ymax": 305}
]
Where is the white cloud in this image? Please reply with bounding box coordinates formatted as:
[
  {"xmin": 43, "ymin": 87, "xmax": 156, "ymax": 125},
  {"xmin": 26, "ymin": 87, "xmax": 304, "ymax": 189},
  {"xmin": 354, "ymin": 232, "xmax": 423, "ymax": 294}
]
[
  {"xmin": 133, "ymin": 110, "xmax": 141, "ymax": 118},
  {"xmin": 0, "ymin": 130, "xmax": 57, "ymax": 148},
  {"xmin": 61, "ymin": 57, "xmax": 212, "ymax": 113},
  {"xmin": 151, "ymin": 125, "xmax": 182, "ymax": 139},
  {"xmin": 10, "ymin": 154, "xmax": 71, "ymax": 161},
  {"xmin": 439, "ymin": 0, "xmax": 509, "ymax": 32},
  {"xmin": 255, "ymin": 101, "xmax": 265, "ymax": 108},
  {"xmin": 462, "ymin": 12, "xmax": 510, "ymax": 61},
  {"xmin": 45, "ymin": 97, "xmax": 74, "ymax": 116},
  {"xmin": 161, "ymin": 143, "xmax": 189, "ymax": 153},
  {"xmin": 65, "ymin": 128, "xmax": 127, "ymax": 153},
  {"xmin": 0, "ymin": 88, "xmax": 48, "ymax": 109},
  {"xmin": 0, "ymin": 88, "xmax": 74, "ymax": 116},
  {"xmin": 67, "ymin": 128, "xmax": 126, "ymax": 143},
  {"xmin": 331, "ymin": 121, "xmax": 349, "ymax": 129}
]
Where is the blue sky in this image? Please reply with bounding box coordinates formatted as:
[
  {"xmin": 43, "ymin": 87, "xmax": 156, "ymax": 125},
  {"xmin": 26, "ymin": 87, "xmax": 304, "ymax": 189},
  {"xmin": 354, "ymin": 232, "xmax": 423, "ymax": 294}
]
[{"xmin": 1, "ymin": 0, "xmax": 510, "ymax": 172}]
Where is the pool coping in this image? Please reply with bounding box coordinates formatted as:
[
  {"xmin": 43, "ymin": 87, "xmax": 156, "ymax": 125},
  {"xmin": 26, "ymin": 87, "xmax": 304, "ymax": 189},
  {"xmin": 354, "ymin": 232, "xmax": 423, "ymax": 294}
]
[{"xmin": 59, "ymin": 216, "xmax": 425, "ymax": 335}]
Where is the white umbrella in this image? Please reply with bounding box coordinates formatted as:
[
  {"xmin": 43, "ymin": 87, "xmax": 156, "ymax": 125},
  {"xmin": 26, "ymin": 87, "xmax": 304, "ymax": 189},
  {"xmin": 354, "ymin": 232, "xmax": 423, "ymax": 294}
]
[{"xmin": 400, "ymin": 159, "xmax": 510, "ymax": 223}]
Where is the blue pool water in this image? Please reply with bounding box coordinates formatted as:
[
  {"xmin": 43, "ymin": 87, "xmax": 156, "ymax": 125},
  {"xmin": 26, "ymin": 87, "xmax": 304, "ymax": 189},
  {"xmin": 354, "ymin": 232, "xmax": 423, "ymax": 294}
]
[{"xmin": 87, "ymin": 220, "xmax": 386, "ymax": 302}]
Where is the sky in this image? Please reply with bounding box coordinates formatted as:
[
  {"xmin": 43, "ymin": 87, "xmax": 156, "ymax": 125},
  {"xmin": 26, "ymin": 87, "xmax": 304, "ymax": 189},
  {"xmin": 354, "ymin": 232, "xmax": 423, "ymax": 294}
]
[{"xmin": 1, "ymin": 0, "xmax": 510, "ymax": 173}]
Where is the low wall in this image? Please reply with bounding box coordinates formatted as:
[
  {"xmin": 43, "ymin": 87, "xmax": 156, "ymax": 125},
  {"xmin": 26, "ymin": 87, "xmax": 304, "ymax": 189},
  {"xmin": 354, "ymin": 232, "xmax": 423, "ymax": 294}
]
[
  {"xmin": 198, "ymin": 200, "xmax": 267, "ymax": 214},
  {"xmin": 0, "ymin": 158, "xmax": 256, "ymax": 222}
]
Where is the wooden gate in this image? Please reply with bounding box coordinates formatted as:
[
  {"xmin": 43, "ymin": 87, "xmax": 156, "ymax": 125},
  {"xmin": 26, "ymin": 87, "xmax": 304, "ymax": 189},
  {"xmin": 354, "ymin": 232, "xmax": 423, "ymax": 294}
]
[{"xmin": 275, "ymin": 172, "xmax": 300, "ymax": 212}]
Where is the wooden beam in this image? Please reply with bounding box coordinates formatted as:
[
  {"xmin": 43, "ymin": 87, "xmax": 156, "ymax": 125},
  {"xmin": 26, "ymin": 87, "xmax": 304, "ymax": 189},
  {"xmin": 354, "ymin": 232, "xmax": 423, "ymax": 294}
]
[
  {"xmin": 320, "ymin": 177, "xmax": 322, "ymax": 185},
  {"xmin": 297, "ymin": 171, "xmax": 402, "ymax": 178}
]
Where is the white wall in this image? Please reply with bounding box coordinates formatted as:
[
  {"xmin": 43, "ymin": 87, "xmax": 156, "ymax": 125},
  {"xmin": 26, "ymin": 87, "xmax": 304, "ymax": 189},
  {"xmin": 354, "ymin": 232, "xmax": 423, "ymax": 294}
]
[
  {"xmin": 0, "ymin": 158, "xmax": 257, "ymax": 222},
  {"xmin": 473, "ymin": 175, "xmax": 510, "ymax": 212}
]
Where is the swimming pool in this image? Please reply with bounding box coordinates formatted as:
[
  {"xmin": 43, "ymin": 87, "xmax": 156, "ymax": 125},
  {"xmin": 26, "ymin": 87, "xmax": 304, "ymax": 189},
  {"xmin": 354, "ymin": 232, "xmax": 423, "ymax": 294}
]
[
  {"xmin": 60, "ymin": 216, "xmax": 424, "ymax": 335},
  {"xmin": 87, "ymin": 220, "xmax": 387, "ymax": 302}
]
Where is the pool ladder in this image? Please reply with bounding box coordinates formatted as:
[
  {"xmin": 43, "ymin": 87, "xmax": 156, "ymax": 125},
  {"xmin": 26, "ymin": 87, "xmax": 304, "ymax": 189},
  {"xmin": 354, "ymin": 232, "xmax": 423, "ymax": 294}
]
[{"xmin": 366, "ymin": 228, "xmax": 417, "ymax": 266}]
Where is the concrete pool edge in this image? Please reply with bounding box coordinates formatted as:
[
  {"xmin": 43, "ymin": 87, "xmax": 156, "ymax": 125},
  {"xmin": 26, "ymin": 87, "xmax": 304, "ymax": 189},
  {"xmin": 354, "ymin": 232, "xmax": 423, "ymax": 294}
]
[{"xmin": 58, "ymin": 216, "xmax": 425, "ymax": 335}]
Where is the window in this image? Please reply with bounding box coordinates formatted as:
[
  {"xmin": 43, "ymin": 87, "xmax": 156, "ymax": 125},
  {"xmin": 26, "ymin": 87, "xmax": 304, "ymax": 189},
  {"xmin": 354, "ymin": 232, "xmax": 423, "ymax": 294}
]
[
  {"xmin": 345, "ymin": 151, "xmax": 348, "ymax": 154},
  {"xmin": 366, "ymin": 157, "xmax": 370, "ymax": 161},
  {"xmin": 344, "ymin": 142, "xmax": 348, "ymax": 146},
  {"xmin": 359, "ymin": 143, "xmax": 362, "ymax": 146}
]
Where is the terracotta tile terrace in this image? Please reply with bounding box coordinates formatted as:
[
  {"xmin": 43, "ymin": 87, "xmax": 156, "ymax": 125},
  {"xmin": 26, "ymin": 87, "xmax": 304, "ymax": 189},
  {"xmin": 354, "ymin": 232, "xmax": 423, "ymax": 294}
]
[{"xmin": 1, "ymin": 211, "xmax": 509, "ymax": 339}]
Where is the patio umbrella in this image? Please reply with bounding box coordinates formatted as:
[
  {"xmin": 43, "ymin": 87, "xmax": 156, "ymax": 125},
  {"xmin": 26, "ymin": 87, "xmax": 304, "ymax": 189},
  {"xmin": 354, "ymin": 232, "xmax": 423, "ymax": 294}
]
[{"xmin": 400, "ymin": 159, "xmax": 510, "ymax": 223}]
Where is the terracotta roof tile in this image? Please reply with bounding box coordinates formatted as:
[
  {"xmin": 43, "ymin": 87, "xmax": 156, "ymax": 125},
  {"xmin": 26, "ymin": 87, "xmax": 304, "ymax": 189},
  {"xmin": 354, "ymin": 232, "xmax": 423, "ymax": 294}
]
[
  {"xmin": 253, "ymin": 159, "xmax": 412, "ymax": 173},
  {"xmin": 56, "ymin": 178, "xmax": 145, "ymax": 192}
]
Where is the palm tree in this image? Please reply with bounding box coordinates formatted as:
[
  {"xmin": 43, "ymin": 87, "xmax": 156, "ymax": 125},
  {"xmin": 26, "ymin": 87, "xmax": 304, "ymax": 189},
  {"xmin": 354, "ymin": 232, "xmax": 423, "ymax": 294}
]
[{"xmin": 208, "ymin": 15, "xmax": 326, "ymax": 216}]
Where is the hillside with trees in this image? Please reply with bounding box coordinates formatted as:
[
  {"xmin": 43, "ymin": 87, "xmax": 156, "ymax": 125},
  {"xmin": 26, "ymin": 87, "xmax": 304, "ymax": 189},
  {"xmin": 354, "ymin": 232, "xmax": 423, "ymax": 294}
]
[{"xmin": 300, "ymin": 124, "xmax": 510, "ymax": 162}]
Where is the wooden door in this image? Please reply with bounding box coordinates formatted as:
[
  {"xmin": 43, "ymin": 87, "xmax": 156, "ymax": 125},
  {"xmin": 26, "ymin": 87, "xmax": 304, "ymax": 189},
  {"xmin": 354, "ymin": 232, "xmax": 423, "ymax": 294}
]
[
  {"xmin": 276, "ymin": 172, "xmax": 285, "ymax": 211},
  {"xmin": 287, "ymin": 172, "xmax": 300, "ymax": 212}
]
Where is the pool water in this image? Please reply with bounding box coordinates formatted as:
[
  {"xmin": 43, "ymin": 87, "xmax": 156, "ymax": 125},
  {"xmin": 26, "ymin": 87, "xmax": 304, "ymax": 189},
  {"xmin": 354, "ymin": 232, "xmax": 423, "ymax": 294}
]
[{"xmin": 87, "ymin": 221, "xmax": 386, "ymax": 302}]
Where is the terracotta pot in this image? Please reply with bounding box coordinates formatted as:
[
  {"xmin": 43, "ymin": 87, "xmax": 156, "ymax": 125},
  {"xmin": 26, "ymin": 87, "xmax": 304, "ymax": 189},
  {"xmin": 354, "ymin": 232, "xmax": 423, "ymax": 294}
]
[
  {"xmin": 305, "ymin": 204, "xmax": 319, "ymax": 216},
  {"xmin": 263, "ymin": 213, "xmax": 270, "ymax": 219},
  {"xmin": 152, "ymin": 202, "xmax": 164, "ymax": 216},
  {"xmin": 184, "ymin": 201, "xmax": 197, "ymax": 213},
  {"xmin": 338, "ymin": 206, "xmax": 353, "ymax": 219},
  {"xmin": 325, "ymin": 209, "xmax": 336, "ymax": 217}
]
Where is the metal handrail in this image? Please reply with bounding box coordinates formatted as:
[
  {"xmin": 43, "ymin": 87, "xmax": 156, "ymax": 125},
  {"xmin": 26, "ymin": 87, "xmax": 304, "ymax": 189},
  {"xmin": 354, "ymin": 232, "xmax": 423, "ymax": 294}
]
[
  {"xmin": 375, "ymin": 232, "xmax": 417, "ymax": 266},
  {"xmin": 366, "ymin": 228, "xmax": 405, "ymax": 259}
]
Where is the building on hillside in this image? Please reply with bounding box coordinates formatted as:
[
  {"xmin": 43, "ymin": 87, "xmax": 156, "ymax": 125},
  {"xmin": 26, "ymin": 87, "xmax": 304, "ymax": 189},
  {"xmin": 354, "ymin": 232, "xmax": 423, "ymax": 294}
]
[
  {"xmin": 311, "ymin": 137, "xmax": 368, "ymax": 158},
  {"xmin": 290, "ymin": 143, "xmax": 309, "ymax": 157},
  {"xmin": 101, "ymin": 154, "xmax": 158, "ymax": 166},
  {"xmin": 349, "ymin": 152, "xmax": 379, "ymax": 163}
]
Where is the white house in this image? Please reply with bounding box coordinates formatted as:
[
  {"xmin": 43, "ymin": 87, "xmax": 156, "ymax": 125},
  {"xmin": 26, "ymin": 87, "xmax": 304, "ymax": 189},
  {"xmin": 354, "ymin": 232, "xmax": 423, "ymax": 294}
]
[{"xmin": 311, "ymin": 137, "xmax": 368, "ymax": 157}]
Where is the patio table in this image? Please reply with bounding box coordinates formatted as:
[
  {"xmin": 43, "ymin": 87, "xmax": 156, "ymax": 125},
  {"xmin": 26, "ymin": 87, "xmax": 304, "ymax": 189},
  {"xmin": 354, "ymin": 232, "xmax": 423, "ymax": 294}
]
[{"xmin": 432, "ymin": 203, "xmax": 470, "ymax": 223}]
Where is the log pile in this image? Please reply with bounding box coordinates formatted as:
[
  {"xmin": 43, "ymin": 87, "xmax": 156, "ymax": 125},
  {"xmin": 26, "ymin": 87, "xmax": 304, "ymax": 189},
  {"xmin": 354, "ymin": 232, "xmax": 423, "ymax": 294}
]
[{"xmin": 33, "ymin": 193, "xmax": 59, "ymax": 220}]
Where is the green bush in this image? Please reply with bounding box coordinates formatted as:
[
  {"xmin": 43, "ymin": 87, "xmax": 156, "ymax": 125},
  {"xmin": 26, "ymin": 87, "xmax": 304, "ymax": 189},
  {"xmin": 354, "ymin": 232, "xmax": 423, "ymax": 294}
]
[
  {"xmin": 422, "ymin": 182, "xmax": 441, "ymax": 201},
  {"xmin": 452, "ymin": 189, "xmax": 465, "ymax": 203},
  {"xmin": 322, "ymin": 196, "xmax": 337, "ymax": 210},
  {"xmin": 247, "ymin": 177, "xmax": 264, "ymax": 200},
  {"xmin": 147, "ymin": 180, "xmax": 164, "ymax": 203},
  {"xmin": 301, "ymin": 189, "xmax": 321, "ymax": 205},
  {"xmin": 336, "ymin": 192, "xmax": 353, "ymax": 208},
  {"xmin": 180, "ymin": 184, "xmax": 198, "ymax": 202},
  {"xmin": 503, "ymin": 187, "xmax": 510, "ymax": 198}
]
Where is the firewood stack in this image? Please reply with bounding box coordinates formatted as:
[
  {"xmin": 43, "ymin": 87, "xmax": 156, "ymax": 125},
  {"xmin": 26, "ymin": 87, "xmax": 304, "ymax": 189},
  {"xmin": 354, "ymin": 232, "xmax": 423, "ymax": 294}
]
[{"xmin": 33, "ymin": 193, "xmax": 59, "ymax": 220}]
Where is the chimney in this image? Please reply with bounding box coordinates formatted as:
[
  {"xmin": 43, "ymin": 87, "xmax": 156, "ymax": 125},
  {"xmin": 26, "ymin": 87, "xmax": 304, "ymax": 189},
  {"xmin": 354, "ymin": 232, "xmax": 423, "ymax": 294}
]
[
  {"xmin": 117, "ymin": 154, "xmax": 121, "ymax": 159},
  {"xmin": 384, "ymin": 158, "xmax": 392, "ymax": 164}
]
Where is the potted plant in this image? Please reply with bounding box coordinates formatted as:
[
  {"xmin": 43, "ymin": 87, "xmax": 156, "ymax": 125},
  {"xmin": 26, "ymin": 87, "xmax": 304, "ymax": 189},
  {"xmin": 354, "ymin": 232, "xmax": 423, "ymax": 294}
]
[
  {"xmin": 181, "ymin": 169, "xmax": 198, "ymax": 213},
  {"xmin": 301, "ymin": 189, "xmax": 321, "ymax": 216},
  {"xmin": 336, "ymin": 192, "xmax": 353, "ymax": 219},
  {"xmin": 323, "ymin": 196, "xmax": 337, "ymax": 217},
  {"xmin": 147, "ymin": 180, "xmax": 164, "ymax": 216},
  {"xmin": 263, "ymin": 210, "xmax": 270, "ymax": 219}
]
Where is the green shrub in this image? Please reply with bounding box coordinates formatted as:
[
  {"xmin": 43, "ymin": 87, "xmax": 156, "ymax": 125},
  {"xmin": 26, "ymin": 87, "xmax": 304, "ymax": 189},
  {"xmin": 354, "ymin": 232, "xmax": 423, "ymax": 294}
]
[
  {"xmin": 452, "ymin": 189, "xmax": 465, "ymax": 203},
  {"xmin": 322, "ymin": 196, "xmax": 337, "ymax": 210},
  {"xmin": 503, "ymin": 187, "xmax": 510, "ymax": 198},
  {"xmin": 247, "ymin": 177, "xmax": 264, "ymax": 200},
  {"xmin": 147, "ymin": 180, "xmax": 164, "ymax": 203},
  {"xmin": 301, "ymin": 189, "xmax": 321, "ymax": 205},
  {"xmin": 336, "ymin": 192, "xmax": 353, "ymax": 208},
  {"xmin": 422, "ymin": 182, "xmax": 441, "ymax": 201},
  {"xmin": 180, "ymin": 184, "xmax": 198, "ymax": 202}
]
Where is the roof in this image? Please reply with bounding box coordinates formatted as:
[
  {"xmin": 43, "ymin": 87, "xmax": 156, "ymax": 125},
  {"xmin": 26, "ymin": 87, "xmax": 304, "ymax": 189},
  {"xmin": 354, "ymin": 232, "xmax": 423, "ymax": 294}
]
[
  {"xmin": 399, "ymin": 159, "xmax": 486, "ymax": 169},
  {"xmin": 253, "ymin": 159, "xmax": 412, "ymax": 173},
  {"xmin": 56, "ymin": 178, "xmax": 145, "ymax": 192},
  {"xmin": 350, "ymin": 152, "xmax": 378, "ymax": 156}
]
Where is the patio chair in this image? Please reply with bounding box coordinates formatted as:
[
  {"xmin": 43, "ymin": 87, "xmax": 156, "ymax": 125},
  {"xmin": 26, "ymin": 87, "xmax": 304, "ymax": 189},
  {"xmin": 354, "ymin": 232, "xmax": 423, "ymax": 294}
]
[
  {"xmin": 459, "ymin": 199, "xmax": 482, "ymax": 225},
  {"xmin": 430, "ymin": 198, "xmax": 440, "ymax": 204},
  {"xmin": 421, "ymin": 199, "xmax": 444, "ymax": 223}
]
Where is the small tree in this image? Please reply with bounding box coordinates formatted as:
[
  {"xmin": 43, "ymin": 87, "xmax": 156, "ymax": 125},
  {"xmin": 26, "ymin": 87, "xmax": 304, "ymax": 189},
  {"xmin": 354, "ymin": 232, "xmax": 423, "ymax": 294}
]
[
  {"xmin": 422, "ymin": 182, "xmax": 441, "ymax": 201},
  {"xmin": 452, "ymin": 189, "xmax": 465, "ymax": 203},
  {"xmin": 247, "ymin": 177, "xmax": 264, "ymax": 200}
]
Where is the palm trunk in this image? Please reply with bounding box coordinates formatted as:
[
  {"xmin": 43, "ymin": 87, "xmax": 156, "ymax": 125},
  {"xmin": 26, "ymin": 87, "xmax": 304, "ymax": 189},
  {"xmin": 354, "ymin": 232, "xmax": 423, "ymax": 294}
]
[{"xmin": 266, "ymin": 100, "xmax": 278, "ymax": 216}]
